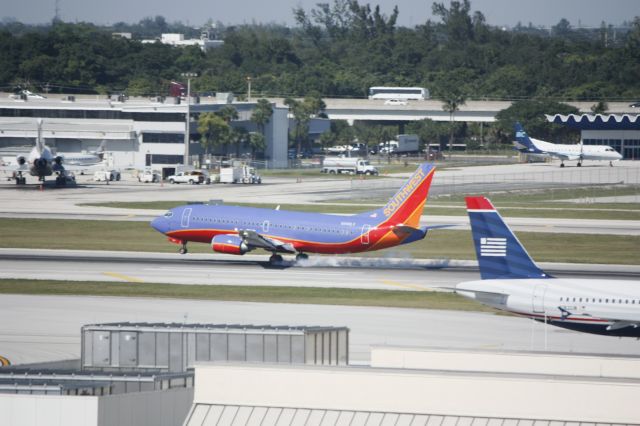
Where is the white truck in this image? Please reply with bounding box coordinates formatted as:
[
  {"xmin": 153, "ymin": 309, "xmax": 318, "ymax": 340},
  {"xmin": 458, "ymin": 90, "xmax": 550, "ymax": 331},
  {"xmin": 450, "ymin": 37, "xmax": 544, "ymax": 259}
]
[
  {"xmin": 321, "ymin": 157, "xmax": 378, "ymax": 175},
  {"xmin": 379, "ymin": 134, "xmax": 420, "ymax": 155},
  {"xmin": 220, "ymin": 165, "xmax": 261, "ymax": 184}
]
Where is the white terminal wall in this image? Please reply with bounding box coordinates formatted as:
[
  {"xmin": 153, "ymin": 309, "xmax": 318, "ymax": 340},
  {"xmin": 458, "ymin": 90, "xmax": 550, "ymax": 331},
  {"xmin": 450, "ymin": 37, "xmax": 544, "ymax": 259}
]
[
  {"xmin": 0, "ymin": 387, "xmax": 193, "ymax": 426},
  {"xmin": 371, "ymin": 346, "xmax": 640, "ymax": 379},
  {"xmin": 193, "ymin": 363, "xmax": 640, "ymax": 424}
]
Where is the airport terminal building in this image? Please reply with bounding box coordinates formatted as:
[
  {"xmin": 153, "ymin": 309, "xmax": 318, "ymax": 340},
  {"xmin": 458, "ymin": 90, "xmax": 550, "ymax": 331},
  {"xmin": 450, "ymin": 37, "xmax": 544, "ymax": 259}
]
[
  {"xmin": 549, "ymin": 114, "xmax": 640, "ymax": 160},
  {"xmin": 0, "ymin": 94, "xmax": 290, "ymax": 174}
]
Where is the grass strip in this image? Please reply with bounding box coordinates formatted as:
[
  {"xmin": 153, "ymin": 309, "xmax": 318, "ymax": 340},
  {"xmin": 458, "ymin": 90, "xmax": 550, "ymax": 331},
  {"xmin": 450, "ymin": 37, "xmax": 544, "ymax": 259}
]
[
  {"xmin": 1, "ymin": 219, "xmax": 638, "ymax": 264},
  {"xmin": 0, "ymin": 279, "xmax": 493, "ymax": 312}
]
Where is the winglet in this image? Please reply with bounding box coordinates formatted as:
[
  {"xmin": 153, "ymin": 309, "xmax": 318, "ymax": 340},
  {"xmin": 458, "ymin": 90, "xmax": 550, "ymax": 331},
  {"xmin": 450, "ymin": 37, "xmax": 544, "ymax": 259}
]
[{"xmin": 465, "ymin": 196, "xmax": 551, "ymax": 280}]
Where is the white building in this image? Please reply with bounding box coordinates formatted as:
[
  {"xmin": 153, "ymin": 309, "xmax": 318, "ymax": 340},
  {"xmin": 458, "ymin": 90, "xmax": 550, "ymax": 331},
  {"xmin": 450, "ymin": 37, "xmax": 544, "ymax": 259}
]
[
  {"xmin": 141, "ymin": 33, "xmax": 224, "ymax": 51},
  {"xmin": 0, "ymin": 94, "xmax": 289, "ymax": 175}
]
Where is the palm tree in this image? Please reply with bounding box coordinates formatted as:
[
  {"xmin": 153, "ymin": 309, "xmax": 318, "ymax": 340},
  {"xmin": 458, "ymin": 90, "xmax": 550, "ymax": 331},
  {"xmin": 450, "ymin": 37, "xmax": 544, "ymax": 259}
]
[
  {"xmin": 442, "ymin": 94, "xmax": 466, "ymax": 159},
  {"xmin": 197, "ymin": 112, "xmax": 230, "ymax": 157},
  {"xmin": 215, "ymin": 106, "xmax": 239, "ymax": 157},
  {"xmin": 250, "ymin": 99, "xmax": 273, "ymax": 159},
  {"xmin": 249, "ymin": 132, "xmax": 266, "ymax": 159}
]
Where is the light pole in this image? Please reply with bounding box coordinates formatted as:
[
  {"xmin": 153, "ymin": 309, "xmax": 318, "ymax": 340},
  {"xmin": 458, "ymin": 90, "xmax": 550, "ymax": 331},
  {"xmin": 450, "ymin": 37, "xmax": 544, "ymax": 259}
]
[
  {"xmin": 246, "ymin": 76, "xmax": 252, "ymax": 102},
  {"xmin": 181, "ymin": 72, "xmax": 197, "ymax": 168}
]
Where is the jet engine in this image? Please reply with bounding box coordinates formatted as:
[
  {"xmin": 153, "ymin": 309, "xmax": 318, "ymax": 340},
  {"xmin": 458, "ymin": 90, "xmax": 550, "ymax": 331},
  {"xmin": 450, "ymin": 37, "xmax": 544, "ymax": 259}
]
[
  {"xmin": 54, "ymin": 156, "xmax": 63, "ymax": 166},
  {"xmin": 33, "ymin": 158, "xmax": 48, "ymax": 169},
  {"xmin": 211, "ymin": 234, "xmax": 249, "ymax": 255},
  {"xmin": 16, "ymin": 156, "xmax": 26, "ymax": 166}
]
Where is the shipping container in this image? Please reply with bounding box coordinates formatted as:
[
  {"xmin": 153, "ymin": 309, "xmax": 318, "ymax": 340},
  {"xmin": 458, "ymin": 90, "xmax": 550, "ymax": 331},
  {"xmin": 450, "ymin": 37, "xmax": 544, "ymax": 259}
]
[{"xmin": 81, "ymin": 322, "xmax": 349, "ymax": 372}]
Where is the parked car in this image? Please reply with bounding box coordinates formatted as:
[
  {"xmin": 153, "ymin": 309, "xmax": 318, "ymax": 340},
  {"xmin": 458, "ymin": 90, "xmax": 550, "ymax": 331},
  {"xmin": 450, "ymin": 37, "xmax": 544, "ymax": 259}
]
[
  {"xmin": 138, "ymin": 169, "xmax": 161, "ymax": 183},
  {"xmin": 167, "ymin": 170, "xmax": 210, "ymax": 184},
  {"xmin": 384, "ymin": 99, "xmax": 408, "ymax": 106},
  {"xmin": 93, "ymin": 170, "xmax": 121, "ymax": 182}
]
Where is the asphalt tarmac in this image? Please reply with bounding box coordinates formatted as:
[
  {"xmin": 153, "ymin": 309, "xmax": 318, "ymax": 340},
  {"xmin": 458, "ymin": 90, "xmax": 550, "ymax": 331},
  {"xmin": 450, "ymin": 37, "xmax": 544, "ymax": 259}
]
[
  {"xmin": 1, "ymin": 249, "xmax": 639, "ymax": 289},
  {"xmin": 1, "ymin": 294, "xmax": 639, "ymax": 367}
]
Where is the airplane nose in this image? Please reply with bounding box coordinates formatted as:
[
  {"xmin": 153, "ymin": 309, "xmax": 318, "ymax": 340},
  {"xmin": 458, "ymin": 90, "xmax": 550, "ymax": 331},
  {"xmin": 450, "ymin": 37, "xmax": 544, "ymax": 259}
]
[{"xmin": 151, "ymin": 216, "xmax": 168, "ymax": 234}]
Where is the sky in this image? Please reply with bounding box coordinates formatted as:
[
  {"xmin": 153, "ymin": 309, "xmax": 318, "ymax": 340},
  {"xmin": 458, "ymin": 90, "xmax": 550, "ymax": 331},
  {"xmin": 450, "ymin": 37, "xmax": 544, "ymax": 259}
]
[{"xmin": 2, "ymin": 0, "xmax": 639, "ymax": 29}]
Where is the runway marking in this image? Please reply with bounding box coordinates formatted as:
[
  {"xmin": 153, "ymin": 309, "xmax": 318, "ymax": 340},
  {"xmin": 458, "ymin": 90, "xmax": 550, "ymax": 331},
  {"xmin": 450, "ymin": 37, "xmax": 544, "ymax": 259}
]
[
  {"xmin": 0, "ymin": 355, "xmax": 10, "ymax": 366},
  {"xmin": 146, "ymin": 267, "xmax": 346, "ymax": 276},
  {"xmin": 380, "ymin": 279, "xmax": 428, "ymax": 291},
  {"xmin": 102, "ymin": 272, "xmax": 144, "ymax": 283}
]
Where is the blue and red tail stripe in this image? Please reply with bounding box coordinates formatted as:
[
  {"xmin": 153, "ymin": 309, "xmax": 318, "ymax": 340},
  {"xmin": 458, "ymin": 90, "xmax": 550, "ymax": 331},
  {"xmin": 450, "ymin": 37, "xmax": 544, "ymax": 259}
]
[{"xmin": 466, "ymin": 196, "xmax": 550, "ymax": 280}]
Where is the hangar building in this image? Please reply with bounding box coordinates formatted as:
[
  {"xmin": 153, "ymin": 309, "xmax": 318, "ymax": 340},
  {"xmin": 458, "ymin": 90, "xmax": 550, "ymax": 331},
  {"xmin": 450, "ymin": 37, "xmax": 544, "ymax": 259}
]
[{"xmin": 0, "ymin": 94, "xmax": 290, "ymax": 173}]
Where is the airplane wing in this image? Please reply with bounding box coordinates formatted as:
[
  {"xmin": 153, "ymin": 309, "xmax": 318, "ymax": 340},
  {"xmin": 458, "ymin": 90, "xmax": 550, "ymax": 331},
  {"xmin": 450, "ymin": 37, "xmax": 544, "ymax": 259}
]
[
  {"xmin": 238, "ymin": 229, "xmax": 297, "ymax": 254},
  {"xmin": 548, "ymin": 152, "xmax": 580, "ymax": 161},
  {"xmin": 0, "ymin": 164, "xmax": 29, "ymax": 172}
]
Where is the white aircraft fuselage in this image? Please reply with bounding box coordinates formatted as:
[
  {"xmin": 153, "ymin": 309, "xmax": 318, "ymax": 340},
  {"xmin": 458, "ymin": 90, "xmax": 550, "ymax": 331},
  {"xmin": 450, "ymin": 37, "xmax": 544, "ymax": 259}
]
[{"xmin": 457, "ymin": 278, "xmax": 640, "ymax": 337}]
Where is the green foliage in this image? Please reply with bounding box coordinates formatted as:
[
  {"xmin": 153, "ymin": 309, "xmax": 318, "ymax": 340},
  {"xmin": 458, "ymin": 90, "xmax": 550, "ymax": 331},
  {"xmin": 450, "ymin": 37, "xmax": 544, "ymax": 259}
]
[
  {"xmin": 495, "ymin": 100, "xmax": 579, "ymax": 143},
  {"xmin": 0, "ymin": 2, "xmax": 638, "ymax": 101},
  {"xmin": 197, "ymin": 112, "xmax": 229, "ymax": 154}
]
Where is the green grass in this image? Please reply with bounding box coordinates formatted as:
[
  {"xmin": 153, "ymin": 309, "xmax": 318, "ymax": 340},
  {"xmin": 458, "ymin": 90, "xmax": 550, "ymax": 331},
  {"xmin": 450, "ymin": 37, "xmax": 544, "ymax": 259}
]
[
  {"xmin": 1, "ymin": 218, "xmax": 638, "ymax": 264},
  {"xmin": 82, "ymin": 197, "xmax": 640, "ymax": 220},
  {"xmin": 0, "ymin": 279, "xmax": 493, "ymax": 312}
]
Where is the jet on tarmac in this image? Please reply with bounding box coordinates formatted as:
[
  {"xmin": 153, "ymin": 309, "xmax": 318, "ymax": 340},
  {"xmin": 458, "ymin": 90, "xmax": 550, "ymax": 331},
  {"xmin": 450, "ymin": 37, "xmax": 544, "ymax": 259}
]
[
  {"xmin": 513, "ymin": 122, "xmax": 622, "ymax": 167},
  {"xmin": 151, "ymin": 163, "xmax": 437, "ymax": 264},
  {"xmin": 0, "ymin": 119, "xmax": 98, "ymax": 185},
  {"xmin": 456, "ymin": 196, "xmax": 640, "ymax": 337}
]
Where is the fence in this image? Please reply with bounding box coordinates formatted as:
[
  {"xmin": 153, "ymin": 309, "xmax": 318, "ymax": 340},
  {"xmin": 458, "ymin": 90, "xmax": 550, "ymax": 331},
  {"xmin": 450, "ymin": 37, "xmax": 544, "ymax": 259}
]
[{"xmin": 349, "ymin": 165, "xmax": 640, "ymax": 203}]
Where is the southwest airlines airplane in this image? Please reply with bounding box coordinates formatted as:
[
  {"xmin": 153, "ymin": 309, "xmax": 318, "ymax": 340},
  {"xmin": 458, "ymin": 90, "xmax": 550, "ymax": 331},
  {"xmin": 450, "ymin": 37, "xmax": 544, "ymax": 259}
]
[
  {"xmin": 456, "ymin": 196, "xmax": 640, "ymax": 337},
  {"xmin": 513, "ymin": 122, "xmax": 622, "ymax": 167},
  {"xmin": 151, "ymin": 163, "xmax": 435, "ymax": 263}
]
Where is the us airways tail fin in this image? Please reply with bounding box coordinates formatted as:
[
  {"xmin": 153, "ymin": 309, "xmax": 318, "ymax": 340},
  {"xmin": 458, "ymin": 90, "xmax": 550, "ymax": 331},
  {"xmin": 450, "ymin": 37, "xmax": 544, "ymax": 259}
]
[
  {"xmin": 465, "ymin": 196, "xmax": 550, "ymax": 280},
  {"xmin": 376, "ymin": 163, "xmax": 435, "ymax": 228},
  {"xmin": 513, "ymin": 122, "xmax": 543, "ymax": 154}
]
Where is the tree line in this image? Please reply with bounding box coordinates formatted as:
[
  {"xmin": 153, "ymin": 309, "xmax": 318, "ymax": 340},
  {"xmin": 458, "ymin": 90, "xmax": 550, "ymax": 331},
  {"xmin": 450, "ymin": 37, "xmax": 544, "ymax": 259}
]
[
  {"xmin": 1, "ymin": 0, "xmax": 638, "ymax": 101},
  {"xmin": 1, "ymin": 0, "xmax": 637, "ymax": 151}
]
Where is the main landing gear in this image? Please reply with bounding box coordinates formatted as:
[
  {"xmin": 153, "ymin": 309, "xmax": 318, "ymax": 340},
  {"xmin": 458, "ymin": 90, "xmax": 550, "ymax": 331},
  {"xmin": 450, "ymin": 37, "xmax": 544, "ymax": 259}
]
[
  {"xmin": 295, "ymin": 253, "xmax": 309, "ymax": 262},
  {"xmin": 179, "ymin": 242, "xmax": 188, "ymax": 254},
  {"xmin": 269, "ymin": 254, "xmax": 284, "ymax": 264}
]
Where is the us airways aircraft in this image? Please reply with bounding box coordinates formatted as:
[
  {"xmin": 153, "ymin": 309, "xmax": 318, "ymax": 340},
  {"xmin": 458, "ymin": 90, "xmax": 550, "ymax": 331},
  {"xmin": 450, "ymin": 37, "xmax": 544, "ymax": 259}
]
[
  {"xmin": 513, "ymin": 122, "xmax": 622, "ymax": 167},
  {"xmin": 456, "ymin": 196, "xmax": 640, "ymax": 337},
  {"xmin": 151, "ymin": 163, "xmax": 436, "ymax": 263}
]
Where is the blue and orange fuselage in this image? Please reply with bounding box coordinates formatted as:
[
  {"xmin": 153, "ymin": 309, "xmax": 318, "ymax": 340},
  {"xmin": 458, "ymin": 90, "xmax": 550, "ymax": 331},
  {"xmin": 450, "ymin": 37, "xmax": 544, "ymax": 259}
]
[{"xmin": 151, "ymin": 163, "xmax": 435, "ymax": 255}]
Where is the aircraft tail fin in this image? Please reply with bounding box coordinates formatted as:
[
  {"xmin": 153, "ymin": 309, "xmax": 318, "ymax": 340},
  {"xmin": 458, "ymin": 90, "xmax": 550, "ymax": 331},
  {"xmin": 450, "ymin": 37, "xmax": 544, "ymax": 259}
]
[
  {"xmin": 377, "ymin": 163, "xmax": 435, "ymax": 228},
  {"xmin": 35, "ymin": 119, "xmax": 45, "ymax": 155},
  {"xmin": 513, "ymin": 122, "xmax": 542, "ymax": 153},
  {"xmin": 466, "ymin": 196, "xmax": 551, "ymax": 280}
]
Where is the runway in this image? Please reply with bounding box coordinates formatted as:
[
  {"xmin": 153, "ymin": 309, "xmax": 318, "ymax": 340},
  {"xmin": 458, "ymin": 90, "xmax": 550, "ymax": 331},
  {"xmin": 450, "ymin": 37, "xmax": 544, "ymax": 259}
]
[
  {"xmin": 1, "ymin": 294, "xmax": 639, "ymax": 367},
  {"xmin": 1, "ymin": 249, "xmax": 638, "ymax": 289}
]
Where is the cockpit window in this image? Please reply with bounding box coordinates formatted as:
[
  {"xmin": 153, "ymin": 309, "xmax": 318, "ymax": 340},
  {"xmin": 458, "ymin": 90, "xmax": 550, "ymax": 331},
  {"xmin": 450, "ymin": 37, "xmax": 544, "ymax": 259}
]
[{"xmin": 164, "ymin": 211, "xmax": 173, "ymax": 218}]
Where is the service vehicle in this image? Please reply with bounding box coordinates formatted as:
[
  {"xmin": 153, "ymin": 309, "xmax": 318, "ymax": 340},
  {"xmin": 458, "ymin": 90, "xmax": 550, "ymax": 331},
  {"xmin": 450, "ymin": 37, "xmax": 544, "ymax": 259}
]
[
  {"xmin": 220, "ymin": 165, "xmax": 261, "ymax": 184},
  {"xmin": 167, "ymin": 170, "xmax": 209, "ymax": 184},
  {"xmin": 321, "ymin": 157, "xmax": 378, "ymax": 175},
  {"xmin": 138, "ymin": 169, "xmax": 161, "ymax": 183},
  {"xmin": 93, "ymin": 169, "xmax": 121, "ymax": 182}
]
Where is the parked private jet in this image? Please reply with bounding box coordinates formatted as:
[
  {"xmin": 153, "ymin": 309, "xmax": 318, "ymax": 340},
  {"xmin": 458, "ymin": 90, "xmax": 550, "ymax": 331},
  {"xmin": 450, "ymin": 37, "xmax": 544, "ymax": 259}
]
[
  {"xmin": 0, "ymin": 119, "xmax": 91, "ymax": 185},
  {"xmin": 513, "ymin": 122, "xmax": 622, "ymax": 167},
  {"xmin": 151, "ymin": 163, "xmax": 436, "ymax": 263},
  {"xmin": 456, "ymin": 196, "xmax": 640, "ymax": 337}
]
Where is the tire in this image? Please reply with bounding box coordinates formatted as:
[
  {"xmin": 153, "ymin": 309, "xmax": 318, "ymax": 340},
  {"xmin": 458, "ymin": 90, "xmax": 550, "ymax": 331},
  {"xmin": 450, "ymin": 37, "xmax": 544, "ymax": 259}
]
[
  {"xmin": 169, "ymin": 179, "xmax": 175, "ymax": 184},
  {"xmin": 365, "ymin": 171, "xmax": 372, "ymax": 175},
  {"xmin": 329, "ymin": 170, "xmax": 336, "ymax": 174}
]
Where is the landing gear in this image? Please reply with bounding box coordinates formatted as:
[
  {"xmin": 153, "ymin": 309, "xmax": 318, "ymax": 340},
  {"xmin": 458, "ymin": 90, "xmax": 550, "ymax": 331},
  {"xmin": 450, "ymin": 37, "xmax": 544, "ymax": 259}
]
[
  {"xmin": 179, "ymin": 242, "xmax": 188, "ymax": 254},
  {"xmin": 269, "ymin": 254, "xmax": 283, "ymax": 264},
  {"xmin": 610, "ymin": 161, "xmax": 614, "ymax": 167},
  {"xmin": 577, "ymin": 161, "xmax": 582, "ymax": 167},
  {"xmin": 560, "ymin": 161, "xmax": 565, "ymax": 168},
  {"xmin": 295, "ymin": 253, "xmax": 309, "ymax": 262}
]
